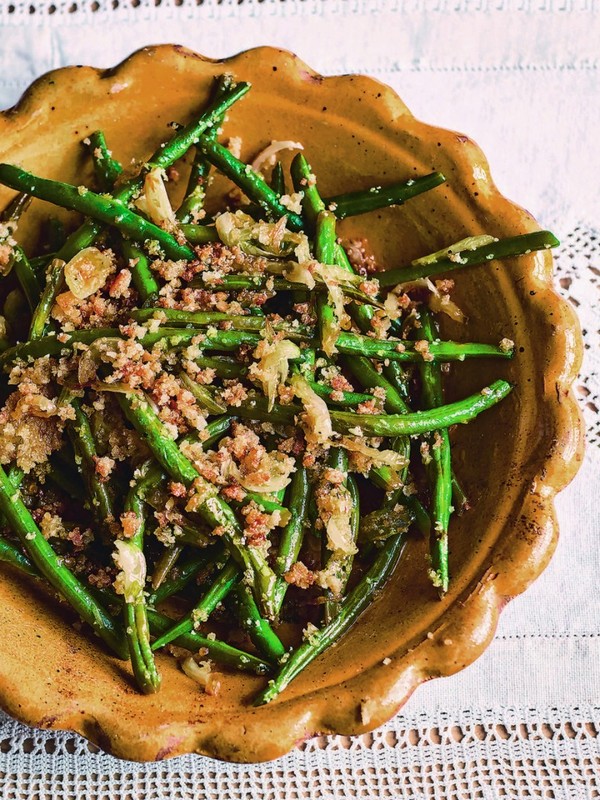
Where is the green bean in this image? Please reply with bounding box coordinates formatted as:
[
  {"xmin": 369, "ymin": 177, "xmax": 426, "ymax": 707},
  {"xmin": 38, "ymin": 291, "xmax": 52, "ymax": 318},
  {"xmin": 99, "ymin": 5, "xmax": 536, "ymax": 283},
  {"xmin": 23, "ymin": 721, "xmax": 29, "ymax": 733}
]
[
  {"xmin": 146, "ymin": 609, "xmax": 271, "ymax": 675},
  {"xmin": 0, "ymin": 165, "xmax": 195, "ymax": 261},
  {"xmin": 192, "ymin": 272, "xmax": 382, "ymax": 308},
  {"xmin": 292, "ymin": 156, "xmax": 338, "ymax": 354},
  {"xmin": 117, "ymin": 393, "xmax": 278, "ymax": 617},
  {"xmin": 270, "ymin": 161, "xmax": 286, "ymax": 196},
  {"xmin": 254, "ymin": 530, "xmax": 408, "ymax": 705},
  {"xmin": 86, "ymin": 131, "xmax": 123, "ymax": 191},
  {"xmin": 332, "ymin": 205, "xmax": 397, "ymax": 380},
  {"xmin": 451, "ymin": 473, "xmax": 470, "ymax": 513},
  {"xmin": 0, "ymin": 326, "xmax": 264, "ymax": 368},
  {"xmin": 0, "ymin": 326, "xmax": 111, "ymax": 366},
  {"xmin": 331, "ymin": 380, "xmax": 513, "ymax": 435},
  {"xmin": 0, "ymin": 463, "xmax": 127, "ymax": 659},
  {"xmin": 149, "ymin": 325, "xmax": 262, "ymax": 351},
  {"xmin": 230, "ymin": 583, "xmax": 286, "ymax": 663},
  {"xmin": 176, "ymin": 73, "xmax": 235, "ymax": 224},
  {"xmin": 177, "ymin": 180, "xmax": 211, "ymax": 226},
  {"xmin": 28, "ymin": 257, "xmax": 65, "ymax": 340},
  {"xmin": 156, "ymin": 324, "xmax": 311, "ymax": 351},
  {"xmin": 369, "ymin": 436, "xmax": 410, "ymax": 492},
  {"xmin": 67, "ymin": 396, "xmax": 115, "ymax": 531},
  {"xmin": 239, "ymin": 161, "xmax": 290, "ymax": 223},
  {"xmin": 171, "ymin": 518, "xmax": 213, "ymax": 549},
  {"xmin": 197, "ymin": 414, "xmax": 233, "ymax": 449},
  {"xmin": 121, "ymin": 469, "xmax": 161, "ymax": 693},
  {"xmin": 336, "ymin": 332, "xmax": 513, "ymax": 363},
  {"xmin": 323, "ymin": 205, "xmax": 378, "ymax": 336},
  {"xmin": 337, "ymin": 473, "xmax": 360, "ymax": 596},
  {"xmin": 177, "ymin": 190, "xmax": 211, "ymax": 227},
  {"xmin": 151, "ymin": 558, "xmax": 240, "ymax": 651},
  {"xmin": 333, "ymin": 242, "xmax": 355, "ymax": 274},
  {"xmin": 290, "ymin": 155, "xmax": 398, "ymax": 405},
  {"xmin": 291, "ymin": 163, "xmax": 373, "ymax": 386},
  {"xmin": 238, "ymin": 491, "xmax": 289, "ymax": 517},
  {"xmin": 0, "ymin": 194, "xmax": 37, "ymax": 312},
  {"xmin": 290, "ymin": 152, "xmax": 325, "ymax": 232},
  {"xmin": 43, "ymin": 218, "xmax": 67, "ymax": 253},
  {"xmin": 404, "ymin": 495, "xmax": 432, "ymax": 537},
  {"xmin": 151, "ymin": 544, "xmax": 184, "ymax": 591},
  {"xmin": 419, "ymin": 308, "xmax": 452, "ymax": 594},
  {"xmin": 195, "ymin": 137, "xmax": 303, "ymax": 231},
  {"xmin": 315, "ymin": 210, "xmax": 340, "ymax": 354},
  {"xmin": 121, "ymin": 239, "xmax": 159, "ymax": 303},
  {"xmin": 129, "ymin": 415, "xmax": 233, "ymax": 554},
  {"xmin": 11, "ymin": 247, "xmax": 42, "ymax": 312},
  {"xmin": 130, "ymin": 308, "xmax": 312, "ymax": 339},
  {"xmin": 337, "ymin": 252, "xmax": 376, "ymax": 334},
  {"xmin": 147, "ymin": 546, "xmax": 223, "ymax": 607},
  {"xmin": 321, "ymin": 451, "xmax": 359, "ymax": 624},
  {"xmin": 324, "ymin": 172, "xmax": 446, "ymax": 219},
  {"xmin": 427, "ymin": 439, "xmax": 452, "ymax": 592},
  {"xmin": 369, "ymin": 463, "xmax": 403, "ymax": 493},
  {"xmin": 306, "ymin": 378, "xmax": 374, "ymax": 407},
  {"xmin": 179, "ymin": 371, "xmax": 227, "ymax": 415},
  {"xmin": 382, "ymin": 359, "xmax": 411, "ymax": 402},
  {"xmin": 55, "ymin": 220, "xmax": 105, "ymax": 263},
  {"xmin": 358, "ymin": 503, "xmax": 415, "ymax": 543},
  {"xmin": 377, "ymin": 230, "xmax": 560, "ymax": 288},
  {"xmin": 271, "ymin": 465, "xmax": 310, "ymax": 614},
  {"xmin": 342, "ymin": 353, "xmax": 412, "ymax": 493},
  {"xmin": 0, "ymin": 534, "xmax": 37, "ymax": 576},
  {"xmin": 342, "ymin": 355, "xmax": 409, "ymax": 414},
  {"xmin": 29, "ymin": 253, "xmax": 55, "ymax": 274},
  {"xmin": 124, "ymin": 602, "xmax": 157, "ymax": 693},
  {"xmin": 230, "ymin": 379, "xmax": 513, "ymax": 436},
  {"xmin": 145, "ymin": 490, "xmax": 245, "ymax": 549},
  {"xmin": 179, "ymin": 224, "xmax": 219, "ymax": 244},
  {"xmin": 6, "ymin": 467, "xmax": 26, "ymax": 494},
  {"xmin": 323, "ymin": 441, "xmax": 347, "ymax": 477},
  {"xmin": 144, "ymin": 327, "xmax": 262, "ymax": 351},
  {"xmin": 368, "ymin": 433, "xmax": 410, "ymax": 488},
  {"xmin": 0, "ymin": 191, "xmax": 30, "ymax": 223},
  {"xmin": 122, "ymin": 416, "xmax": 230, "ymax": 508},
  {"xmin": 193, "ymin": 354, "xmax": 248, "ymax": 380},
  {"xmin": 132, "ymin": 308, "xmax": 235, "ymax": 326},
  {"xmin": 293, "ymin": 154, "xmax": 374, "ymax": 389}
]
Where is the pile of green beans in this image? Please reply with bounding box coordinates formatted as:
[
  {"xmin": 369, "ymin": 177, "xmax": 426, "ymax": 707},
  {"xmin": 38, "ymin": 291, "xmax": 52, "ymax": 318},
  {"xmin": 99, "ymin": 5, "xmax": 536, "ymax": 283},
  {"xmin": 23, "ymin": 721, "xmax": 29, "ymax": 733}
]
[{"xmin": 0, "ymin": 74, "xmax": 557, "ymax": 703}]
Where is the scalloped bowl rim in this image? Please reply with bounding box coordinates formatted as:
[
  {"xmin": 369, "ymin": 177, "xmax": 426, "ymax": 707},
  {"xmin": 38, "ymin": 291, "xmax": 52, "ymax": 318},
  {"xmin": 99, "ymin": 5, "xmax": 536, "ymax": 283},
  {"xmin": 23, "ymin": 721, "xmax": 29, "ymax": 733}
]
[{"xmin": 0, "ymin": 44, "xmax": 585, "ymax": 763}]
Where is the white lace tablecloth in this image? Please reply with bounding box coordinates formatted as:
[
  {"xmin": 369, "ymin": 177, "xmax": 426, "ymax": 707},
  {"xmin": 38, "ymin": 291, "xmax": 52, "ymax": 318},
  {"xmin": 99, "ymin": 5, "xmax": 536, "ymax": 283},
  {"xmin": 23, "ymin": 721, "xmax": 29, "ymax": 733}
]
[{"xmin": 0, "ymin": 2, "xmax": 599, "ymax": 797}]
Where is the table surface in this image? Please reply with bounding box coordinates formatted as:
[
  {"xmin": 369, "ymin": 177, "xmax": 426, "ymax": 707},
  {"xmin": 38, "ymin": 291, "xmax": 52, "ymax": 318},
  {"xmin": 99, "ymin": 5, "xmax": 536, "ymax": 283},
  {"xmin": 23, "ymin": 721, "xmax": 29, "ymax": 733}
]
[{"xmin": 0, "ymin": 2, "xmax": 598, "ymax": 798}]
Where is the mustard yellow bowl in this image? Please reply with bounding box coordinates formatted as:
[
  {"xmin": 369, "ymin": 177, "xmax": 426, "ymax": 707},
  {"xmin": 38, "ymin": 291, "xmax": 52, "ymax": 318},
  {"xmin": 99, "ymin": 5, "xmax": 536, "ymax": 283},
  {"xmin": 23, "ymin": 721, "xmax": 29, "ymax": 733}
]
[{"xmin": 0, "ymin": 45, "xmax": 584, "ymax": 762}]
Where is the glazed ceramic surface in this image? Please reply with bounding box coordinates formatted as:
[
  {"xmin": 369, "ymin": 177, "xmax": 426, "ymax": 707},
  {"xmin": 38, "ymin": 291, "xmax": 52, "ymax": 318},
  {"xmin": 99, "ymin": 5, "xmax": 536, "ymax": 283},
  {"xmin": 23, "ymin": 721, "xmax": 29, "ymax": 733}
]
[{"xmin": 0, "ymin": 46, "xmax": 584, "ymax": 762}]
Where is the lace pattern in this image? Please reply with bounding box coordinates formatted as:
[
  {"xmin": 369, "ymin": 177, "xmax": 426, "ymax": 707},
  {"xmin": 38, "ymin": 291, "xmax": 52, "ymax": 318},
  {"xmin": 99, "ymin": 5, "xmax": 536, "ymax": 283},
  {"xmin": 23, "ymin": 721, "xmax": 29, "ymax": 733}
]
[
  {"xmin": 0, "ymin": 705, "xmax": 599, "ymax": 798},
  {"xmin": 553, "ymin": 226, "xmax": 599, "ymax": 450},
  {"xmin": 1, "ymin": 0, "xmax": 598, "ymax": 25}
]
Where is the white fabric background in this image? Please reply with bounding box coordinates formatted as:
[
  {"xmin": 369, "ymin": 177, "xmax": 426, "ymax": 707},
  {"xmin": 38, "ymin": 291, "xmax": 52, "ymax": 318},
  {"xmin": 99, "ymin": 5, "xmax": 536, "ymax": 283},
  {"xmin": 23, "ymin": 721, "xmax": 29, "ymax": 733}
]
[{"xmin": 0, "ymin": 2, "xmax": 598, "ymax": 797}]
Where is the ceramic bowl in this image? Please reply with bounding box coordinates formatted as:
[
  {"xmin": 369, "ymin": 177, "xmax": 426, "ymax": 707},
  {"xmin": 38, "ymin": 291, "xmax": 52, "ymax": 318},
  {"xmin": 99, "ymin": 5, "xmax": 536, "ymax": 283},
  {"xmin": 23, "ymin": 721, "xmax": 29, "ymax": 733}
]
[{"xmin": 0, "ymin": 45, "xmax": 584, "ymax": 762}]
